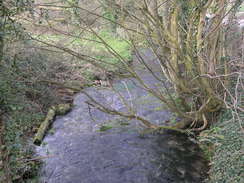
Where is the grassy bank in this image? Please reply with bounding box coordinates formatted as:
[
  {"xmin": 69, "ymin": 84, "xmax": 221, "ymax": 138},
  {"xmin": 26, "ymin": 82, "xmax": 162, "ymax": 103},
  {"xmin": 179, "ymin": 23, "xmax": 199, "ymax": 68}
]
[
  {"xmin": 35, "ymin": 30, "xmax": 132, "ymax": 73},
  {"xmin": 199, "ymin": 110, "xmax": 244, "ymax": 183}
]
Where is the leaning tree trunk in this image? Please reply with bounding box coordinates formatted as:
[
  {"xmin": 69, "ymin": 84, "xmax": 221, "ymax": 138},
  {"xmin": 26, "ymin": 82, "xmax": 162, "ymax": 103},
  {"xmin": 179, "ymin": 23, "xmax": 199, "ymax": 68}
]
[{"xmin": 142, "ymin": 0, "xmax": 228, "ymax": 129}]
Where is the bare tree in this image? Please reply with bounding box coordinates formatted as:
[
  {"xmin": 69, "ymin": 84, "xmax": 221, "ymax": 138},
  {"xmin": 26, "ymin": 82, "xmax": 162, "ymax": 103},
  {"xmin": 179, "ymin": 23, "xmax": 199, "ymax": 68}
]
[{"xmin": 27, "ymin": 0, "xmax": 243, "ymax": 132}]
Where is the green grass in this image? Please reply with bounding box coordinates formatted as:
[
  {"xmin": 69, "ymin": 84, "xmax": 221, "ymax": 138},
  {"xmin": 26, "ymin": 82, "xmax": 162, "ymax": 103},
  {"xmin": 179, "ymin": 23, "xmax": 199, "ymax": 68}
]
[
  {"xmin": 34, "ymin": 30, "xmax": 132, "ymax": 85},
  {"xmin": 90, "ymin": 30, "xmax": 131, "ymax": 63},
  {"xmin": 36, "ymin": 30, "xmax": 132, "ymax": 68}
]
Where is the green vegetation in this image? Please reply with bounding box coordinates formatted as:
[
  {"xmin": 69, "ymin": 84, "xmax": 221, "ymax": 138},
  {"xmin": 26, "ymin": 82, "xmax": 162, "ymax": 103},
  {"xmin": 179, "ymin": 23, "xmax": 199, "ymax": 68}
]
[
  {"xmin": 35, "ymin": 30, "xmax": 132, "ymax": 83},
  {"xmin": 199, "ymin": 110, "xmax": 244, "ymax": 183},
  {"xmin": 1, "ymin": 0, "xmax": 243, "ymax": 182},
  {"xmin": 0, "ymin": 49, "xmax": 105, "ymax": 181},
  {"xmin": 36, "ymin": 30, "xmax": 132, "ymax": 69},
  {"xmin": 98, "ymin": 117, "xmax": 131, "ymax": 132},
  {"xmin": 99, "ymin": 125, "xmax": 113, "ymax": 132},
  {"xmin": 119, "ymin": 122, "xmax": 130, "ymax": 126},
  {"xmin": 0, "ymin": 44, "xmax": 78, "ymax": 182},
  {"xmin": 91, "ymin": 31, "xmax": 132, "ymax": 65}
]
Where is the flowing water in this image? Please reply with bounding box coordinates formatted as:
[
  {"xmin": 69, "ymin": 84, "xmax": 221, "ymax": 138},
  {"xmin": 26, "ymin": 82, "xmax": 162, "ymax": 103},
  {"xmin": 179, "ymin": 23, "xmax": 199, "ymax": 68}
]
[{"xmin": 36, "ymin": 49, "xmax": 208, "ymax": 183}]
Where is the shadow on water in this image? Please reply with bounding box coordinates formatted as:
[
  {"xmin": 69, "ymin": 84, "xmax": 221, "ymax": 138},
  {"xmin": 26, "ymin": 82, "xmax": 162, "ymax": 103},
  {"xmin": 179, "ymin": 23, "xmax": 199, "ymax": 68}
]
[
  {"xmin": 36, "ymin": 89, "xmax": 208, "ymax": 183},
  {"xmin": 149, "ymin": 132, "xmax": 208, "ymax": 183},
  {"xmin": 36, "ymin": 49, "xmax": 208, "ymax": 183}
]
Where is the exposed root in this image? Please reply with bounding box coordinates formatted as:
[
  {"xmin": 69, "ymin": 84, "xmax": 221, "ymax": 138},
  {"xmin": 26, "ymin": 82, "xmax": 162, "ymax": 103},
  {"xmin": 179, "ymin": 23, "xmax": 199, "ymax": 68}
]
[{"xmin": 192, "ymin": 114, "xmax": 209, "ymax": 131}]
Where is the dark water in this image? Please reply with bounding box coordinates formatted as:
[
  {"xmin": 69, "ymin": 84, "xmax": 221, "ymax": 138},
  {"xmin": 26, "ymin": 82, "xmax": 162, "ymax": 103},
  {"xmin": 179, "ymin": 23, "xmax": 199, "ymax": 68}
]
[{"xmin": 36, "ymin": 49, "xmax": 208, "ymax": 183}]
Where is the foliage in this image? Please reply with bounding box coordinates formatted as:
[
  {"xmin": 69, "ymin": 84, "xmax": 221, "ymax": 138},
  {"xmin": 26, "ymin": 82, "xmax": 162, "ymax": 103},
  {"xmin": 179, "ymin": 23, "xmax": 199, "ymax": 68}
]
[
  {"xmin": 199, "ymin": 110, "xmax": 244, "ymax": 183},
  {"xmin": 0, "ymin": 0, "xmax": 33, "ymax": 51},
  {"xmin": 0, "ymin": 43, "xmax": 75, "ymax": 182}
]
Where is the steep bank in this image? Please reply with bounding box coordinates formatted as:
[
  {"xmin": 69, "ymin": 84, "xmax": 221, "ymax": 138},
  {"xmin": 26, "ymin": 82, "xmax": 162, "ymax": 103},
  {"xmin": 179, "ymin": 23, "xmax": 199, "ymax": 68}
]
[
  {"xmin": 200, "ymin": 111, "xmax": 244, "ymax": 182},
  {"xmin": 202, "ymin": 11, "xmax": 244, "ymax": 183}
]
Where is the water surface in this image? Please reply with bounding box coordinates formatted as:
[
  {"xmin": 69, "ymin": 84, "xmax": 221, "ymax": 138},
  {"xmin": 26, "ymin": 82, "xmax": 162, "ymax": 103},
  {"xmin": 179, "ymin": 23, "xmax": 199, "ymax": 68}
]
[{"xmin": 36, "ymin": 49, "xmax": 208, "ymax": 183}]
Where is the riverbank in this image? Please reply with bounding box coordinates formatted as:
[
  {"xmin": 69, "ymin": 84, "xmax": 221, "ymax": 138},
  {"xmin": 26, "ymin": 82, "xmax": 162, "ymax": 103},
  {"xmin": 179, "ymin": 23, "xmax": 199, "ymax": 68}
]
[
  {"xmin": 200, "ymin": 110, "xmax": 244, "ymax": 183},
  {"xmin": 204, "ymin": 9, "xmax": 244, "ymax": 182}
]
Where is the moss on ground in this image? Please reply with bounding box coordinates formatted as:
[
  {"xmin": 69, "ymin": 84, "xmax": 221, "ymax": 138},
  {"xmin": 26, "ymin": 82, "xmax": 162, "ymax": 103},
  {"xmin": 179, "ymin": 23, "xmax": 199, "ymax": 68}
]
[{"xmin": 199, "ymin": 110, "xmax": 244, "ymax": 183}]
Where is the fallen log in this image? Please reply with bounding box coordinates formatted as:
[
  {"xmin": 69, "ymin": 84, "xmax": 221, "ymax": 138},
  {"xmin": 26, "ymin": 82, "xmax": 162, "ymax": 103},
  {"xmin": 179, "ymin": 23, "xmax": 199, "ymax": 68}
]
[{"xmin": 33, "ymin": 104, "xmax": 72, "ymax": 145}]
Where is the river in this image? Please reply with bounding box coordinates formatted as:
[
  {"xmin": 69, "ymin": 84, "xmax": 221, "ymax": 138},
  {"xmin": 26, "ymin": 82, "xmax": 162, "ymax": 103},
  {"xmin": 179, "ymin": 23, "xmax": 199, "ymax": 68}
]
[{"xmin": 36, "ymin": 49, "xmax": 208, "ymax": 183}]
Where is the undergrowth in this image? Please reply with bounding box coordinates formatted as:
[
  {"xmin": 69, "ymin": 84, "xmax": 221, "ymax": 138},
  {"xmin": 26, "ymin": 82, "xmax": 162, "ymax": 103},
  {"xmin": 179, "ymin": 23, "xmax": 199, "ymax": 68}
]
[
  {"xmin": 0, "ymin": 45, "xmax": 63, "ymax": 182},
  {"xmin": 199, "ymin": 110, "xmax": 244, "ymax": 183},
  {"xmin": 0, "ymin": 41, "xmax": 85, "ymax": 182}
]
